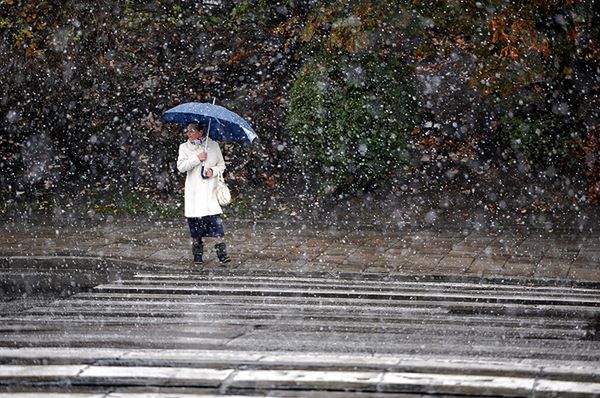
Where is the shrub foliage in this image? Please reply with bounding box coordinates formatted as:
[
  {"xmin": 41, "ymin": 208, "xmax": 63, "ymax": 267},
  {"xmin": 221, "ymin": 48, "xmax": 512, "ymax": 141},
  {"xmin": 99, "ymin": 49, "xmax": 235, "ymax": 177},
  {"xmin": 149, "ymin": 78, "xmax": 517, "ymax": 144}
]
[{"xmin": 287, "ymin": 54, "xmax": 418, "ymax": 194}]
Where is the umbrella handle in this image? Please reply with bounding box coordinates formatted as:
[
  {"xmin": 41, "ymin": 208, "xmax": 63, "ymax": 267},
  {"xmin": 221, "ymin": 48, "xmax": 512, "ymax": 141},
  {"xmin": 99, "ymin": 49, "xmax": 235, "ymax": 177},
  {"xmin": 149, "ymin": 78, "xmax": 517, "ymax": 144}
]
[{"xmin": 200, "ymin": 165, "xmax": 211, "ymax": 179}]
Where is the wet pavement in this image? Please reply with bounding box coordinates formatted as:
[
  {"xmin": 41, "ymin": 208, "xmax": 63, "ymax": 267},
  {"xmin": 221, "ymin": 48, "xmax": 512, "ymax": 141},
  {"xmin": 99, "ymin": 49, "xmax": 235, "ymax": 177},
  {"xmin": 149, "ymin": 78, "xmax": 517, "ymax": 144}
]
[
  {"xmin": 1, "ymin": 218, "xmax": 599, "ymax": 284},
  {"xmin": 0, "ymin": 218, "xmax": 599, "ymax": 396},
  {"xmin": 0, "ymin": 268, "xmax": 599, "ymax": 396}
]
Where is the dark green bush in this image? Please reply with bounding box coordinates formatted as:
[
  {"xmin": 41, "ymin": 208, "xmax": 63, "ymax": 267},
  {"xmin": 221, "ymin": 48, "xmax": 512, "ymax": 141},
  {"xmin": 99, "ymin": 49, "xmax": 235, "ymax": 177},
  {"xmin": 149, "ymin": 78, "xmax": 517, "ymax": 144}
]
[
  {"xmin": 500, "ymin": 103, "xmax": 581, "ymax": 169},
  {"xmin": 286, "ymin": 54, "xmax": 418, "ymax": 194}
]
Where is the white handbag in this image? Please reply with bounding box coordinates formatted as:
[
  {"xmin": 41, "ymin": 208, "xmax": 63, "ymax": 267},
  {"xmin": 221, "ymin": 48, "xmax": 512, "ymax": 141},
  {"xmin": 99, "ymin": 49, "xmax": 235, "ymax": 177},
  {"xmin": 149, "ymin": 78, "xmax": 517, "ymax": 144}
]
[{"xmin": 216, "ymin": 171, "xmax": 231, "ymax": 206}]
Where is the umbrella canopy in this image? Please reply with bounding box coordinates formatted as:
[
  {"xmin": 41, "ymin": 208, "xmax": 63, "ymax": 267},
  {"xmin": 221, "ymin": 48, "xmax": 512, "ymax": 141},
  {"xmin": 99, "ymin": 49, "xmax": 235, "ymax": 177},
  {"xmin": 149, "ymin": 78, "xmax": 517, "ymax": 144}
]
[{"xmin": 161, "ymin": 102, "xmax": 258, "ymax": 143}]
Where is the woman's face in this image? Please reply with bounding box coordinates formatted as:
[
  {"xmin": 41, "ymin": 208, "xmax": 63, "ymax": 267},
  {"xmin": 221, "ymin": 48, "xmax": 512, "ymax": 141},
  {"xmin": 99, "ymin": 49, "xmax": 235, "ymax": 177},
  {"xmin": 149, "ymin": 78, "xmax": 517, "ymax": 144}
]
[{"xmin": 187, "ymin": 126, "xmax": 203, "ymax": 141}]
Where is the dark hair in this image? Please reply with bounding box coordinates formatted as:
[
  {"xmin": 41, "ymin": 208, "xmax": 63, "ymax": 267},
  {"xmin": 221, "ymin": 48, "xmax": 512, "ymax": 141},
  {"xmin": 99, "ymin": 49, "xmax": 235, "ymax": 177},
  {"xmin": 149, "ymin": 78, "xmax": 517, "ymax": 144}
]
[{"xmin": 188, "ymin": 122, "xmax": 208, "ymax": 132}]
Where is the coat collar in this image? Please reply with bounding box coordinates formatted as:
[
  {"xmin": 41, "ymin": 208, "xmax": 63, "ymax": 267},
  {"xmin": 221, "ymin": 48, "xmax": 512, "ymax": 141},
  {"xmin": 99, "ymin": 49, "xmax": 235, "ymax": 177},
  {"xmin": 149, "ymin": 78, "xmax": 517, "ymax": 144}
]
[{"xmin": 186, "ymin": 137, "xmax": 214, "ymax": 149}]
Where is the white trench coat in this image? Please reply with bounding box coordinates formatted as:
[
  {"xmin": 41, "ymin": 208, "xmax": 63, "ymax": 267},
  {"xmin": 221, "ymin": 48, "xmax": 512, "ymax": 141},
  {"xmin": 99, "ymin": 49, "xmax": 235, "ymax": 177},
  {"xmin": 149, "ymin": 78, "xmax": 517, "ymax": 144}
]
[{"xmin": 177, "ymin": 138, "xmax": 226, "ymax": 218}]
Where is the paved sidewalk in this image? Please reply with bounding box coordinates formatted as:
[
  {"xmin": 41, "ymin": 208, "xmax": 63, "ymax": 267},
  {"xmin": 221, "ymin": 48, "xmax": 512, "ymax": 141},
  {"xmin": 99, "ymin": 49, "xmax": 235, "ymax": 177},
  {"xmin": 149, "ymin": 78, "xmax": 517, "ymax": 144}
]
[{"xmin": 1, "ymin": 218, "xmax": 599, "ymax": 284}]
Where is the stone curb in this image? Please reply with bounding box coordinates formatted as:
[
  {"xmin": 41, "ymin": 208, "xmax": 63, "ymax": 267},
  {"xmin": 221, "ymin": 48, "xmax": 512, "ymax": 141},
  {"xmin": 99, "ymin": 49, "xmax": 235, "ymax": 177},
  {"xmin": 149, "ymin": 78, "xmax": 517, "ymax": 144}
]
[{"xmin": 2, "ymin": 255, "xmax": 600, "ymax": 299}]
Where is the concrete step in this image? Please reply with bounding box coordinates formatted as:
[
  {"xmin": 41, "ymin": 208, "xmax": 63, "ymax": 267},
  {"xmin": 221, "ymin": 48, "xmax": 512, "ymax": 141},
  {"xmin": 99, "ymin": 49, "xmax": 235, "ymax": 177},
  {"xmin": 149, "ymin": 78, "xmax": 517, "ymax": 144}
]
[
  {"xmin": 91, "ymin": 283, "xmax": 600, "ymax": 306},
  {"xmin": 1, "ymin": 348, "xmax": 598, "ymax": 380},
  {"xmin": 0, "ymin": 270, "xmax": 599, "ymax": 396},
  {"xmin": 128, "ymin": 273, "xmax": 600, "ymax": 295},
  {"xmin": 0, "ymin": 315, "xmax": 585, "ymax": 339},
  {"xmin": 0, "ymin": 363, "xmax": 599, "ymax": 397}
]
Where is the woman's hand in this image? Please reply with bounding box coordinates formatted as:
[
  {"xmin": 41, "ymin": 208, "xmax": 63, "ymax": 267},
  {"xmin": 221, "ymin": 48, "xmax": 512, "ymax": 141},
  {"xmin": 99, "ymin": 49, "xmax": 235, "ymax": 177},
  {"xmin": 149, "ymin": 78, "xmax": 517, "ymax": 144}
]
[
  {"xmin": 198, "ymin": 151, "xmax": 207, "ymax": 161},
  {"xmin": 204, "ymin": 168, "xmax": 214, "ymax": 177}
]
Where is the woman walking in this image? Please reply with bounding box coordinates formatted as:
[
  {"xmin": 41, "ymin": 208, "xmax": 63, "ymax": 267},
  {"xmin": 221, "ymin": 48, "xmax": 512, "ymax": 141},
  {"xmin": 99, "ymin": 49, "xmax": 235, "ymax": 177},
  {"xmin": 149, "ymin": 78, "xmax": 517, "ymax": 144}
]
[{"xmin": 177, "ymin": 122, "xmax": 231, "ymax": 265}]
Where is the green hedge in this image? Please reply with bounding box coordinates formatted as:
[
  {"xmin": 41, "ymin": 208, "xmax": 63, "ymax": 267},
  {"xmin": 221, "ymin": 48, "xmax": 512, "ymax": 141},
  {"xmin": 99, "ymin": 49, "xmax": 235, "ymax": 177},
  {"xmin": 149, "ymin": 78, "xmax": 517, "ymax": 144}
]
[
  {"xmin": 286, "ymin": 54, "xmax": 418, "ymax": 194},
  {"xmin": 500, "ymin": 103, "xmax": 581, "ymax": 169}
]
